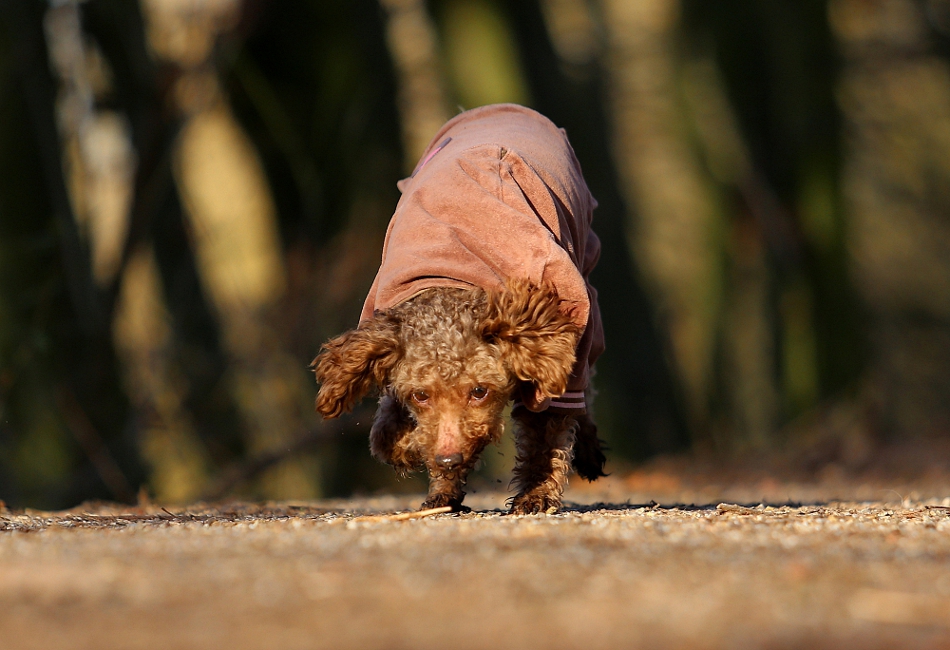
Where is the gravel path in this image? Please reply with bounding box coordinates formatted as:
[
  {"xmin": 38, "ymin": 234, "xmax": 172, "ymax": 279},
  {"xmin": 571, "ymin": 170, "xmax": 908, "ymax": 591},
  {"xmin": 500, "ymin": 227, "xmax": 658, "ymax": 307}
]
[{"xmin": 3, "ymin": 472, "xmax": 950, "ymax": 649}]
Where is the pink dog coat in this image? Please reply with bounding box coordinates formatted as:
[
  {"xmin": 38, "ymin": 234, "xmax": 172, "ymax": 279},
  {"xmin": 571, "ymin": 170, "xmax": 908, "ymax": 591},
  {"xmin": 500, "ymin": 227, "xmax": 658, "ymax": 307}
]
[{"xmin": 360, "ymin": 104, "xmax": 604, "ymax": 413}]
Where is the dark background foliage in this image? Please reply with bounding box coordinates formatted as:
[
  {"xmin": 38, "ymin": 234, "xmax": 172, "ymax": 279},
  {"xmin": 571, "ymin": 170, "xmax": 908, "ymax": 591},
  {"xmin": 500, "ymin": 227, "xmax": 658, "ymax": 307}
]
[{"xmin": 1, "ymin": 0, "xmax": 948, "ymax": 508}]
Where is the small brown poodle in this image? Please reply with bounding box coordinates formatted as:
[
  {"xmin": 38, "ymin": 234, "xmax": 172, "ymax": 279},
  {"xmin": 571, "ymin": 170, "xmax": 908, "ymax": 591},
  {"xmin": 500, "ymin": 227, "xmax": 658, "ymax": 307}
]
[{"xmin": 311, "ymin": 104, "xmax": 606, "ymax": 514}]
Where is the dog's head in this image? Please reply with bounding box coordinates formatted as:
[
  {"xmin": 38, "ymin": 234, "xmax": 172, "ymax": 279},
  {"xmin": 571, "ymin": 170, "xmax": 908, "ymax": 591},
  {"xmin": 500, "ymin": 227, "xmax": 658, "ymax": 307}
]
[{"xmin": 311, "ymin": 280, "xmax": 579, "ymax": 473}]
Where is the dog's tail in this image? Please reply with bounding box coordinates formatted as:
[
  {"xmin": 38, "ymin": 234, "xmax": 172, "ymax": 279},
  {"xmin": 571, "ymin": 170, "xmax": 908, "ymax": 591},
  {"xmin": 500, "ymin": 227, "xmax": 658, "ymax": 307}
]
[{"xmin": 572, "ymin": 413, "xmax": 607, "ymax": 481}]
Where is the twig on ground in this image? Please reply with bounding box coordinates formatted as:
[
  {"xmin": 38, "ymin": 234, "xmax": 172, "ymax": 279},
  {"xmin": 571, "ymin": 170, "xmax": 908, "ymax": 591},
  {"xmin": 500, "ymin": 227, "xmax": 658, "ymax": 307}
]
[
  {"xmin": 716, "ymin": 503, "xmax": 762, "ymax": 515},
  {"xmin": 348, "ymin": 507, "xmax": 453, "ymax": 523}
]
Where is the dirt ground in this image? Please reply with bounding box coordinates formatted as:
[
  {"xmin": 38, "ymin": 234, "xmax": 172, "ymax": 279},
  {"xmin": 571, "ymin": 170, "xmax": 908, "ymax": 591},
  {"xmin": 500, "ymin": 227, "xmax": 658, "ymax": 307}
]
[{"xmin": 3, "ymin": 454, "xmax": 950, "ymax": 650}]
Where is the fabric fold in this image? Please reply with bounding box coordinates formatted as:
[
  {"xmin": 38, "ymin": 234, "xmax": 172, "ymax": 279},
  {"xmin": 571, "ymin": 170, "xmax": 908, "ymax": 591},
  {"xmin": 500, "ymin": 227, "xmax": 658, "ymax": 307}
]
[{"xmin": 361, "ymin": 103, "xmax": 604, "ymax": 404}]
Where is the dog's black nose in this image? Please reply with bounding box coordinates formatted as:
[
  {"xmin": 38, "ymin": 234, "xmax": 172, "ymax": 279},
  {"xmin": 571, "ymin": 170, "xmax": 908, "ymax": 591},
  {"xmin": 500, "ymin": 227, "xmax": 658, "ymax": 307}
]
[{"xmin": 435, "ymin": 453, "xmax": 463, "ymax": 469}]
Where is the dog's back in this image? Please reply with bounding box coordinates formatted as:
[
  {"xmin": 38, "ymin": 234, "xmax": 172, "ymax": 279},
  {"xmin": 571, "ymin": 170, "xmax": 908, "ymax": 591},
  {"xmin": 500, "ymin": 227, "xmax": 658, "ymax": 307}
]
[{"xmin": 362, "ymin": 103, "xmax": 604, "ymax": 400}]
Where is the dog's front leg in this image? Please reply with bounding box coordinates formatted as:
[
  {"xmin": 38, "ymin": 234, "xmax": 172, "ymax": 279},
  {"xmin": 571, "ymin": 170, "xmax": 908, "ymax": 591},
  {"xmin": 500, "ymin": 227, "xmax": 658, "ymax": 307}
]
[
  {"xmin": 422, "ymin": 433, "xmax": 495, "ymax": 512},
  {"xmin": 370, "ymin": 394, "xmax": 420, "ymax": 473},
  {"xmin": 509, "ymin": 410, "xmax": 576, "ymax": 515},
  {"xmin": 421, "ymin": 465, "xmax": 471, "ymax": 512}
]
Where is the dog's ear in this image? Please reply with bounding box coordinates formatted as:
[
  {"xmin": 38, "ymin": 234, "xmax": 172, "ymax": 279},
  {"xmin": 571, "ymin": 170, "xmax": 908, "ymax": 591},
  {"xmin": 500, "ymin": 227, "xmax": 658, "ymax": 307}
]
[
  {"xmin": 311, "ymin": 313, "xmax": 401, "ymax": 418},
  {"xmin": 481, "ymin": 280, "xmax": 579, "ymax": 399}
]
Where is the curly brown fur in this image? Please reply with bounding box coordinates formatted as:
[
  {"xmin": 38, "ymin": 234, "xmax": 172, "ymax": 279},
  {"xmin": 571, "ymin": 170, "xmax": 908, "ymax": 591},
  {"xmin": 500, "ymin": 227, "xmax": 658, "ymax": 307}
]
[
  {"xmin": 481, "ymin": 283, "xmax": 581, "ymax": 400},
  {"xmin": 312, "ymin": 313, "xmax": 401, "ymax": 418},
  {"xmin": 508, "ymin": 409, "xmax": 577, "ymax": 515},
  {"xmin": 312, "ymin": 278, "xmax": 604, "ymax": 513}
]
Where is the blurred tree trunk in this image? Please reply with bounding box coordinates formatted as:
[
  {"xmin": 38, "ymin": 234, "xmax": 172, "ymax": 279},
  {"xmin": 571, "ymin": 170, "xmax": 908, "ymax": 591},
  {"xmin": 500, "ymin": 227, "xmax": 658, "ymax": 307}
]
[
  {"xmin": 433, "ymin": 0, "xmax": 530, "ymax": 109},
  {"xmin": 598, "ymin": 0, "xmax": 720, "ymax": 439},
  {"xmin": 142, "ymin": 0, "xmax": 320, "ymax": 499},
  {"xmin": 831, "ymin": 0, "xmax": 950, "ymax": 439},
  {"xmin": 1, "ymin": 0, "xmax": 143, "ymax": 505},
  {"xmin": 679, "ymin": 55, "xmax": 784, "ymax": 448},
  {"xmin": 43, "ymin": 0, "xmax": 215, "ymax": 504},
  {"xmin": 223, "ymin": 1, "xmax": 413, "ymax": 498},
  {"xmin": 505, "ymin": 0, "xmax": 689, "ymax": 458},
  {"xmin": 379, "ymin": 0, "xmax": 451, "ymax": 171},
  {"xmin": 82, "ymin": 0, "xmax": 255, "ymax": 498},
  {"xmin": 599, "ymin": 0, "xmax": 780, "ymax": 447},
  {"xmin": 678, "ymin": 1, "xmax": 866, "ymax": 457}
]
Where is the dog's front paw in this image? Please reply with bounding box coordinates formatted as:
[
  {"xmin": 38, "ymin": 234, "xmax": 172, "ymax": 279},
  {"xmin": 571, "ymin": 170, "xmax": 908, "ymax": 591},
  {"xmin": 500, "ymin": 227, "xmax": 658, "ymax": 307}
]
[
  {"xmin": 509, "ymin": 492, "xmax": 560, "ymax": 515},
  {"xmin": 421, "ymin": 493, "xmax": 470, "ymax": 513}
]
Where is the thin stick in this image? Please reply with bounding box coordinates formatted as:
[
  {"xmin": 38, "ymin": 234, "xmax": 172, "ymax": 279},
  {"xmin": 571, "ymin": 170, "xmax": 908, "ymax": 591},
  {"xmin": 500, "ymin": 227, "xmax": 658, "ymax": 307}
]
[
  {"xmin": 387, "ymin": 506, "xmax": 453, "ymax": 520},
  {"xmin": 351, "ymin": 506, "xmax": 453, "ymax": 523},
  {"xmin": 716, "ymin": 503, "xmax": 761, "ymax": 515}
]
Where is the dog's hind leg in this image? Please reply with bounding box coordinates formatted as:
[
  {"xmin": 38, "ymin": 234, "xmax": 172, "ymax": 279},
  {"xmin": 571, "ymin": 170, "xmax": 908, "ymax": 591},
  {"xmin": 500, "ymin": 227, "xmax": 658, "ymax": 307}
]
[
  {"xmin": 508, "ymin": 410, "xmax": 576, "ymax": 515},
  {"xmin": 571, "ymin": 412, "xmax": 607, "ymax": 481}
]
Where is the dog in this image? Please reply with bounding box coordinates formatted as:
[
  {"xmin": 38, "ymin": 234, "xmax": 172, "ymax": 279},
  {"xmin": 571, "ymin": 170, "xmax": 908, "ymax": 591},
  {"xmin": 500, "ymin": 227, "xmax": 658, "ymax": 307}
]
[{"xmin": 312, "ymin": 104, "xmax": 606, "ymax": 514}]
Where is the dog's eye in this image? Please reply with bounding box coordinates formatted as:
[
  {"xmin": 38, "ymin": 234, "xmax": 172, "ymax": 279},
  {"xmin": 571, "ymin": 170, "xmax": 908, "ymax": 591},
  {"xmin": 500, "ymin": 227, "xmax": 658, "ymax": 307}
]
[
  {"xmin": 410, "ymin": 390, "xmax": 430, "ymax": 405},
  {"xmin": 470, "ymin": 386, "xmax": 489, "ymax": 401}
]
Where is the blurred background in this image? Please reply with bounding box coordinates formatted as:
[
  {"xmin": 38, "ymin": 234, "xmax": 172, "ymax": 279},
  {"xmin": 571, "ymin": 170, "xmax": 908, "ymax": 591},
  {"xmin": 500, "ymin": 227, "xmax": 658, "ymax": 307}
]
[{"xmin": 1, "ymin": 0, "xmax": 949, "ymax": 509}]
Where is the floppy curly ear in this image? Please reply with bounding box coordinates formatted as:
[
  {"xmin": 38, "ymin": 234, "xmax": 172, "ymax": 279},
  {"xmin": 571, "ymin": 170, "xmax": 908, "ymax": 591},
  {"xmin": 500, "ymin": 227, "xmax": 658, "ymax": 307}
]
[
  {"xmin": 481, "ymin": 279, "xmax": 580, "ymax": 399},
  {"xmin": 311, "ymin": 314, "xmax": 401, "ymax": 419}
]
